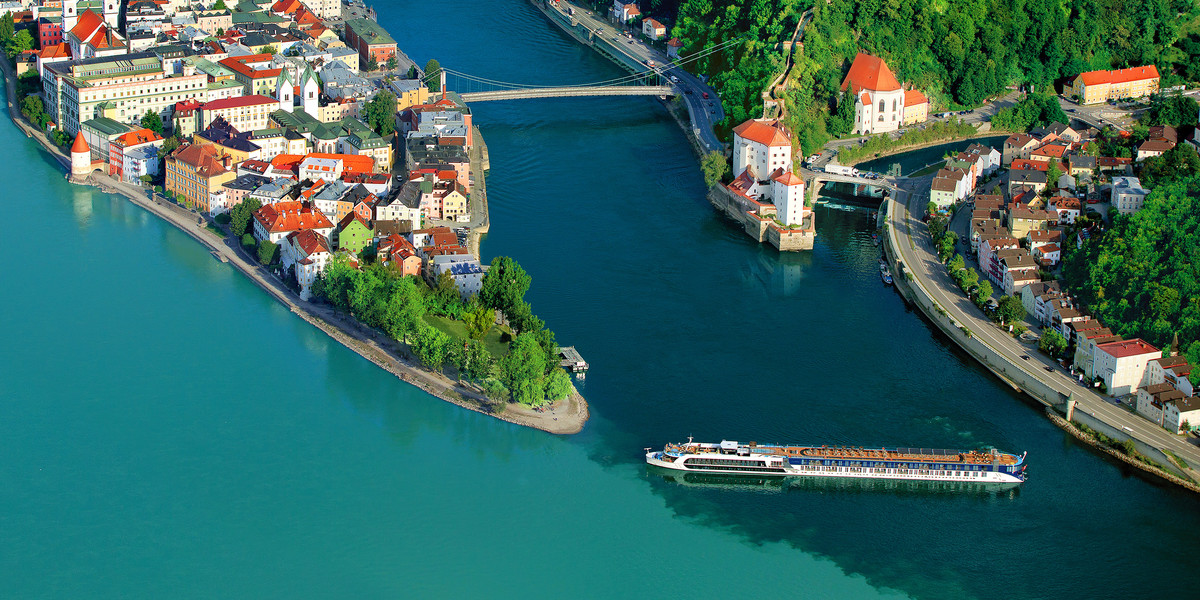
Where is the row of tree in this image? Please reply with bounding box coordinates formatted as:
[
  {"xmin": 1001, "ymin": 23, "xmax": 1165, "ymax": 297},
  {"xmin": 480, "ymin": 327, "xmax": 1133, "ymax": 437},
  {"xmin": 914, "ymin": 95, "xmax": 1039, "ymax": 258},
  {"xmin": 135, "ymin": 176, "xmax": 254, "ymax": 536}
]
[{"xmin": 311, "ymin": 255, "xmax": 571, "ymax": 406}]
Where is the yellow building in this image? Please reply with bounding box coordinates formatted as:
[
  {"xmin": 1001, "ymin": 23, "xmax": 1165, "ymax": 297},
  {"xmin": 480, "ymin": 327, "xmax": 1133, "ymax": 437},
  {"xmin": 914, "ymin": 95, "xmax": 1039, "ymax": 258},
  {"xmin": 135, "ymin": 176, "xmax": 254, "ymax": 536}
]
[
  {"xmin": 166, "ymin": 143, "xmax": 236, "ymax": 213},
  {"xmin": 1072, "ymin": 66, "xmax": 1159, "ymax": 105},
  {"xmin": 902, "ymin": 89, "xmax": 928, "ymax": 126},
  {"xmin": 390, "ymin": 79, "xmax": 431, "ymax": 112}
]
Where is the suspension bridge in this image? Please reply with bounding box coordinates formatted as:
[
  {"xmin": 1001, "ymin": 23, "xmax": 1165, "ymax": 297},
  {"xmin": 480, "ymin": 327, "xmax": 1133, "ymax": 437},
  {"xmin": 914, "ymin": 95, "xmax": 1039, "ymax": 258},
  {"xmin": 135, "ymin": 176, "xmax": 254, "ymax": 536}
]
[{"xmin": 435, "ymin": 68, "xmax": 675, "ymax": 103}]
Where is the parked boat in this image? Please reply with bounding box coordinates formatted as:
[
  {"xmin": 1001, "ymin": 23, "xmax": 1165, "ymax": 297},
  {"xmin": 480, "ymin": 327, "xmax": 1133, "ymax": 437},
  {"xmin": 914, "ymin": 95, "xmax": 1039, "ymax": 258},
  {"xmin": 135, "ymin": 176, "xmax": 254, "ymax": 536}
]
[{"xmin": 645, "ymin": 439, "xmax": 1027, "ymax": 484}]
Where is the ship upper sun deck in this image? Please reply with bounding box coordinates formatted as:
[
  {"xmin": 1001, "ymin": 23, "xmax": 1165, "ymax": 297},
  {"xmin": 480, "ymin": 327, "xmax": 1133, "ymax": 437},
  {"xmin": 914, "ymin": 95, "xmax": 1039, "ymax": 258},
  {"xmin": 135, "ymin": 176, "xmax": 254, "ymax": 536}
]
[{"xmin": 667, "ymin": 443, "xmax": 1017, "ymax": 465}]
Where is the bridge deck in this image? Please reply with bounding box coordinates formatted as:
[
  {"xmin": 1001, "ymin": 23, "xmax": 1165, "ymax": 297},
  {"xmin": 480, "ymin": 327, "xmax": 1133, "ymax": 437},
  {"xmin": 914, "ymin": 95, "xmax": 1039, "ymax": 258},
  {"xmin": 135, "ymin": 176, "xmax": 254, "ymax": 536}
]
[{"xmin": 461, "ymin": 85, "xmax": 675, "ymax": 103}]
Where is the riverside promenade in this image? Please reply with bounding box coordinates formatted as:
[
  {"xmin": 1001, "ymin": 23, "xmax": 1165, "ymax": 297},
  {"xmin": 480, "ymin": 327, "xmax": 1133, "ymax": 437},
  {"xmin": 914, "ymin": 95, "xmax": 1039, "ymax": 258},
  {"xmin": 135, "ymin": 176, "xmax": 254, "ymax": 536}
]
[
  {"xmin": 0, "ymin": 57, "xmax": 587, "ymax": 435},
  {"xmin": 883, "ymin": 177, "xmax": 1200, "ymax": 489}
]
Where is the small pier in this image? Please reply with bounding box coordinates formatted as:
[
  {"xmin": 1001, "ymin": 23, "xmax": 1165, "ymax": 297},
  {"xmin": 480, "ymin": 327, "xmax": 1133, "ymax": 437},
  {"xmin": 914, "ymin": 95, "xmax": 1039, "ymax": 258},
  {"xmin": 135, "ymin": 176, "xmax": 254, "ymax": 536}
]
[{"xmin": 559, "ymin": 346, "xmax": 589, "ymax": 374}]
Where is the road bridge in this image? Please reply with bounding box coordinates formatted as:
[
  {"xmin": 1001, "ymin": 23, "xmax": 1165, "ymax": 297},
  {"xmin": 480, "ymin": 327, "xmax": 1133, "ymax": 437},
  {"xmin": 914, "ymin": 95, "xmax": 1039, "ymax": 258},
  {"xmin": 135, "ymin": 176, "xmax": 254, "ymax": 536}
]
[{"xmin": 459, "ymin": 85, "xmax": 675, "ymax": 103}]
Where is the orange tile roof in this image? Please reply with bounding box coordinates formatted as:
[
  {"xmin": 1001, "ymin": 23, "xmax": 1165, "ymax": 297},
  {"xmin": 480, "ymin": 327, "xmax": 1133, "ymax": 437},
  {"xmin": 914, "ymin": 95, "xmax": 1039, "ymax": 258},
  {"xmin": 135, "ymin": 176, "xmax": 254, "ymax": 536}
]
[
  {"xmin": 287, "ymin": 229, "xmax": 330, "ymax": 256},
  {"xmin": 219, "ymin": 54, "xmax": 282, "ymax": 79},
  {"xmin": 771, "ymin": 168, "xmax": 804, "ymax": 186},
  {"xmin": 270, "ymin": 0, "xmax": 302, "ymax": 13},
  {"xmin": 733, "ymin": 119, "xmax": 791, "ymax": 147},
  {"xmin": 171, "ymin": 143, "xmax": 230, "ymax": 177},
  {"xmin": 307, "ymin": 153, "xmax": 374, "ymax": 174},
  {"xmin": 38, "ymin": 42, "xmax": 70, "ymax": 59},
  {"xmin": 1078, "ymin": 65, "xmax": 1159, "ymax": 86},
  {"xmin": 69, "ymin": 9, "xmax": 104, "ymax": 40},
  {"xmin": 113, "ymin": 128, "xmax": 163, "ymax": 147},
  {"xmin": 841, "ymin": 52, "xmax": 902, "ymax": 94},
  {"xmin": 71, "ymin": 131, "xmax": 89, "ymax": 153},
  {"xmin": 1097, "ymin": 338, "xmax": 1160, "ymax": 359},
  {"xmin": 254, "ymin": 201, "xmax": 333, "ymax": 234},
  {"xmin": 904, "ymin": 89, "xmax": 927, "ymax": 107}
]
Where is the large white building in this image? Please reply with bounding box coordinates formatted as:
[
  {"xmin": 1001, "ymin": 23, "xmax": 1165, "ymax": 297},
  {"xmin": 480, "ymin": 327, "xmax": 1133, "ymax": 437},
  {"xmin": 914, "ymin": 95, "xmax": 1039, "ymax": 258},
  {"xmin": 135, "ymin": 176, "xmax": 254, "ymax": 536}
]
[
  {"xmin": 732, "ymin": 118, "xmax": 792, "ymax": 183},
  {"xmin": 281, "ymin": 229, "xmax": 333, "ymax": 301},
  {"xmin": 840, "ymin": 53, "xmax": 929, "ymax": 136},
  {"xmin": 729, "ymin": 118, "xmax": 809, "ymax": 226},
  {"xmin": 1111, "ymin": 176, "xmax": 1149, "ymax": 214},
  {"xmin": 1093, "ymin": 338, "xmax": 1160, "ymax": 396}
]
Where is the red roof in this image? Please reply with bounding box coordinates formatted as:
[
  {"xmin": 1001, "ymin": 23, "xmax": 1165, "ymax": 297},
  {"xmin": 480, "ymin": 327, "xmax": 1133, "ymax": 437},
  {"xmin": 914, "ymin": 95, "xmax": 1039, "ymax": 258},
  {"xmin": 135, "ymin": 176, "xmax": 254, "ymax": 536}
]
[
  {"xmin": 1010, "ymin": 159, "xmax": 1049, "ymax": 172},
  {"xmin": 254, "ymin": 201, "xmax": 333, "ymax": 234},
  {"xmin": 841, "ymin": 52, "xmax": 902, "ymax": 94},
  {"xmin": 287, "ymin": 229, "xmax": 330, "ymax": 256},
  {"xmin": 202, "ymin": 94, "xmax": 279, "ymax": 111},
  {"xmin": 1077, "ymin": 65, "xmax": 1159, "ymax": 86},
  {"xmin": 68, "ymin": 9, "xmax": 104, "ymax": 40},
  {"xmin": 113, "ymin": 128, "xmax": 163, "ymax": 147},
  {"xmin": 733, "ymin": 119, "xmax": 791, "ymax": 147},
  {"xmin": 71, "ymin": 131, "xmax": 89, "ymax": 153},
  {"xmin": 771, "ymin": 168, "xmax": 804, "ymax": 186},
  {"xmin": 903, "ymin": 89, "xmax": 927, "ymax": 107},
  {"xmin": 38, "ymin": 42, "xmax": 70, "ymax": 59},
  {"xmin": 668, "ymin": 37, "xmax": 683, "ymax": 48},
  {"xmin": 270, "ymin": 0, "xmax": 302, "ymax": 13},
  {"xmin": 1097, "ymin": 338, "xmax": 1160, "ymax": 359},
  {"xmin": 219, "ymin": 54, "xmax": 282, "ymax": 79}
]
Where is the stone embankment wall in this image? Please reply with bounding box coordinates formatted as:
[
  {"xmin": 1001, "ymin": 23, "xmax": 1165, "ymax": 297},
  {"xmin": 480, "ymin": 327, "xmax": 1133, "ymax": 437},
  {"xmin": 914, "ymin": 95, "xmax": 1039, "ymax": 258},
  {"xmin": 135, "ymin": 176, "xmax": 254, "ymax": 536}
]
[
  {"xmin": 885, "ymin": 210, "xmax": 1200, "ymax": 493},
  {"xmin": 1048, "ymin": 410, "xmax": 1200, "ymax": 493},
  {"xmin": 883, "ymin": 230, "xmax": 1065, "ymax": 408},
  {"xmin": 708, "ymin": 185, "xmax": 814, "ymax": 251}
]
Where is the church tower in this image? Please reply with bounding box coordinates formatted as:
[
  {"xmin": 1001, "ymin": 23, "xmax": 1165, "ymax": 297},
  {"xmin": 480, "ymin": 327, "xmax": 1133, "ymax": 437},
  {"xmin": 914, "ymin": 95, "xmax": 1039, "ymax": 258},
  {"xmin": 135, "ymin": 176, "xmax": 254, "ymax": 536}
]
[
  {"xmin": 299, "ymin": 64, "xmax": 319, "ymax": 118},
  {"xmin": 63, "ymin": 0, "xmax": 79, "ymax": 32},
  {"xmin": 276, "ymin": 68, "xmax": 295, "ymax": 112}
]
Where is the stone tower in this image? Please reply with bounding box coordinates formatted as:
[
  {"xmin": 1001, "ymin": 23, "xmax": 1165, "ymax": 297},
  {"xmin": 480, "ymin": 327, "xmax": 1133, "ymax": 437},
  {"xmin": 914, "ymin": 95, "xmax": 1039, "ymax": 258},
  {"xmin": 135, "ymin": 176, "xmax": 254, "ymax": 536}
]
[{"xmin": 70, "ymin": 132, "xmax": 92, "ymax": 179}]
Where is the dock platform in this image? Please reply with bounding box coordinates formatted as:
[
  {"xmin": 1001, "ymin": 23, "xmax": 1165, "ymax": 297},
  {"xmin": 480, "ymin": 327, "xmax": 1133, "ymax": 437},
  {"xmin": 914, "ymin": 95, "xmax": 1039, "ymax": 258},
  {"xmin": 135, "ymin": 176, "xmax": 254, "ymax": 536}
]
[{"xmin": 559, "ymin": 346, "xmax": 589, "ymax": 373}]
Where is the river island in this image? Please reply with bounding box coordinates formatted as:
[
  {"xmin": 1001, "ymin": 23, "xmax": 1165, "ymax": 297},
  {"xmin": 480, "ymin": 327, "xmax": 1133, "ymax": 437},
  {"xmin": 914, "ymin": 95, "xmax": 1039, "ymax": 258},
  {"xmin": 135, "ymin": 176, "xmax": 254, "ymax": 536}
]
[{"xmin": 1, "ymin": 0, "xmax": 588, "ymax": 434}]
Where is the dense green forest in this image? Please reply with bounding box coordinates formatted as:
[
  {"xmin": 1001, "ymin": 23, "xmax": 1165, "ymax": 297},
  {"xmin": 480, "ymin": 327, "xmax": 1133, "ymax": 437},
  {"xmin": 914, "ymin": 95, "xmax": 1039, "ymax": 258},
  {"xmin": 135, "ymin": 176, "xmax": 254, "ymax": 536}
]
[
  {"xmin": 667, "ymin": 0, "xmax": 1200, "ymax": 152},
  {"xmin": 1062, "ymin": 145, "xmax": 1200, "ymax": 380}
]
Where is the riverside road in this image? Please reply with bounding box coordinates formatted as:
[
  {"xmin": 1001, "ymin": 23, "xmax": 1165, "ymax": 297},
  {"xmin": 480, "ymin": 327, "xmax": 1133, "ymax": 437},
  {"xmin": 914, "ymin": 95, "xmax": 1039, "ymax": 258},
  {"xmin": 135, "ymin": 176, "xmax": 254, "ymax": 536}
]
[
  {"xmin": 548, "ymin": 0, "xmax": 725, "ymax": 152},
  {"xmin": 885, "ymin": 176, "xmax": 1200, "ymax": 473}
]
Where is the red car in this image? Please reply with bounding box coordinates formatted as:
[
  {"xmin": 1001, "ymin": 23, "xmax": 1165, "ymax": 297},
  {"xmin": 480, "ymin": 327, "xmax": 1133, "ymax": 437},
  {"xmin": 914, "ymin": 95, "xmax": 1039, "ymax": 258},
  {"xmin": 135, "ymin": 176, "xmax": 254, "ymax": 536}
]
[{"xmin": 702, "ymin": 92, "xmax": 709, "ymax": 99}]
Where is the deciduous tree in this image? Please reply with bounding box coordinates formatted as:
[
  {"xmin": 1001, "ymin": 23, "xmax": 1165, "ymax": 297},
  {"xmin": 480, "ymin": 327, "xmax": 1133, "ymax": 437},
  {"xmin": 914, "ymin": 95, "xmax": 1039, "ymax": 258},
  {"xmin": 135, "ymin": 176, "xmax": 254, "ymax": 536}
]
[
  {"xmin": 229, "ymin": 198, "xmax": 261, "ymax": 237},
  {"xmin": 141, "ymin": 110, "xmax": 164, "ymax": 135}
]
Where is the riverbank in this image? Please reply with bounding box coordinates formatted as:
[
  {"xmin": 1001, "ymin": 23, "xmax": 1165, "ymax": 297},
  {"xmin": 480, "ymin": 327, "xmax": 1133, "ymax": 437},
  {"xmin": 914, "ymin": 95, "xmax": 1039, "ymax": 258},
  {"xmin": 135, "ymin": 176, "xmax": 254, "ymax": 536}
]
[
  {"xmin": 1046, "ymin": 410, "xmax": 1200, "ymax": 493},
  {"xmin": 0, "ymin": 58, "xmax": 588, "ymax": 435},
  {"xmin": 882, "ymin": 186, "xmax": 1200, "ymax": 495},
  {"xmin": 838, "ymin": 129, "xmax": 1003, "ymax": 168}
]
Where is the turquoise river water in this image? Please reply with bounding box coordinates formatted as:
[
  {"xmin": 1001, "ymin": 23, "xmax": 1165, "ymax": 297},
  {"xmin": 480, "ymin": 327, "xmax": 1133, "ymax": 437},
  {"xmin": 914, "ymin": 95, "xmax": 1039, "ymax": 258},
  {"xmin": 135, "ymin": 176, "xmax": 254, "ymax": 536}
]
[{"xmin": 4, "ymin": 1, "xmax": 1200, "ymax": 598}]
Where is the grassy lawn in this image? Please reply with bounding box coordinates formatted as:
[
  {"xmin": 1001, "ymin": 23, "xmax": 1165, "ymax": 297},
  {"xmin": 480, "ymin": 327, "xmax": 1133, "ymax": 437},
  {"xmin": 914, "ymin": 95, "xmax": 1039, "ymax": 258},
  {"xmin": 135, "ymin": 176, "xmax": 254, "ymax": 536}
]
[{"xmin": 423, "ymin": 314, "xmax": 511, "ymax": 358}]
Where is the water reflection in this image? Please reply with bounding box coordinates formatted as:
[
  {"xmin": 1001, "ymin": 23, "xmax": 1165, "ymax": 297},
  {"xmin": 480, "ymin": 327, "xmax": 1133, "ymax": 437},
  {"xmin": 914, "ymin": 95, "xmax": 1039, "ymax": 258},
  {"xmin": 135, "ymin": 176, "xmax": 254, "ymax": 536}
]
[
  {"xmin": 648, "ymin": 466, "xmax": 1022, "ymax": 499},
  {"xmin": 70, "ymin": 187, "xmax": 93, "ymax": 228},
  {"xmin": 741, "ymin": 249, "xmax": 812, "ymax": 297}
]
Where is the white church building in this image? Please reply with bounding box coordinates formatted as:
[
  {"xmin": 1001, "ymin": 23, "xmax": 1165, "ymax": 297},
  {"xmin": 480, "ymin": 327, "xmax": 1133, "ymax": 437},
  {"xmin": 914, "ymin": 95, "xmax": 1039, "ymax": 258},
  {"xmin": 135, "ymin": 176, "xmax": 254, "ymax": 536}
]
[{"xmin": 728, "ymin": 118, "xmax": 807, "ymax": 226}]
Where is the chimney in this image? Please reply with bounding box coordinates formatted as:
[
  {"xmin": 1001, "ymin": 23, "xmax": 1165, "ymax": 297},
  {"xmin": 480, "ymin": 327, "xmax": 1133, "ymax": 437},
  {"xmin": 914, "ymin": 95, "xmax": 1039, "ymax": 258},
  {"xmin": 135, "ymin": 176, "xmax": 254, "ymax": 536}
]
[
  {"xmin": 1171, "ymin": 333, "xmax": 1180, "ymax": 357},
  {"xmin": 440, "ymin": 69, "xmax": 446, "ymax": 101}
]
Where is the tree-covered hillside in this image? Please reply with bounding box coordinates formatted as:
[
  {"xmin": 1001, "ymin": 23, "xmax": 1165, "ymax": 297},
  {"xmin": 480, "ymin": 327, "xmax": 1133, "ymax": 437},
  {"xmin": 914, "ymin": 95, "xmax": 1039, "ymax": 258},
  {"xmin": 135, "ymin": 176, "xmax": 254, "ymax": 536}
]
[
  {"xmin": 1062, "ymin": 146, "xmax": 1200, "ymax": 375},
  {"xmin": 668, "ymin": 0, "xmax": 1200, "ymax": 152}
]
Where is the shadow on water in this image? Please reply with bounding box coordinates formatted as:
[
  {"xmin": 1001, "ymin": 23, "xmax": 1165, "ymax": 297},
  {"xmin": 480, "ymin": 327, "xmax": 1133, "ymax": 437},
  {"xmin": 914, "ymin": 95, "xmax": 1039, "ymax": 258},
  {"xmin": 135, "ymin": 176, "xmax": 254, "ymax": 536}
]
[{"xmin": 647, "ymin": 466, "xmax": 1023, "ymax": 499}]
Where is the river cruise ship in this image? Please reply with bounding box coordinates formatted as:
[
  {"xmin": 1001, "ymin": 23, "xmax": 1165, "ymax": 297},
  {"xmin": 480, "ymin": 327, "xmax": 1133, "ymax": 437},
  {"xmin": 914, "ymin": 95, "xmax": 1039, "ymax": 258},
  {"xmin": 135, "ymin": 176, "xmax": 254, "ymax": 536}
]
[{"xmin": 645, "ymin": 439, "xmax": 1027, "ymax": 484}]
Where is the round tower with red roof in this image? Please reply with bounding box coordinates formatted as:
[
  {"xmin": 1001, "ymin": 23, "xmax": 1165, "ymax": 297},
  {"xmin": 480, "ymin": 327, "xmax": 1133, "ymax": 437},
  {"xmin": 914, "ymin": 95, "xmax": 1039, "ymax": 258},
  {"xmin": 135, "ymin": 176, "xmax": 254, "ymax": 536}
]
[{"xmin": 70, "ymin": 132, "xmax": 92, "ymax": 178}]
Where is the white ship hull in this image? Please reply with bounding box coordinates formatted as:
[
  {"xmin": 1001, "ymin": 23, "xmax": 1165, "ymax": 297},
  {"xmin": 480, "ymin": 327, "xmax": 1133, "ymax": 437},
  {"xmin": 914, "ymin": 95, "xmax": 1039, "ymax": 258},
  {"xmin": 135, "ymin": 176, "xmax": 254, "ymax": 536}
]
[{"xmin": 646, "ymin": 444, "xmax": 1026, "ymax": 485}]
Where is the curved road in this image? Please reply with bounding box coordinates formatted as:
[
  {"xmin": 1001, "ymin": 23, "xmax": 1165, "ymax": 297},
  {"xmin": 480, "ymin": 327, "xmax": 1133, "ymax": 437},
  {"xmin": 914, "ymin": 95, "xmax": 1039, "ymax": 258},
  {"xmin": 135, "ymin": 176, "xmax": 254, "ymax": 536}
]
[
  {"xmin": 886, "ymin": 180, "xmax": 1200, "ymax": 472},
  {"xmin": 551, "ymin": 0, "xmax": 725, "ymax": 152}
]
